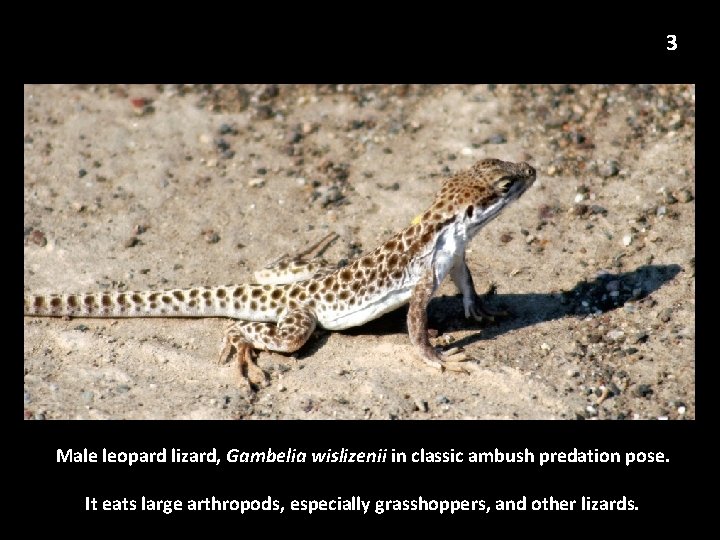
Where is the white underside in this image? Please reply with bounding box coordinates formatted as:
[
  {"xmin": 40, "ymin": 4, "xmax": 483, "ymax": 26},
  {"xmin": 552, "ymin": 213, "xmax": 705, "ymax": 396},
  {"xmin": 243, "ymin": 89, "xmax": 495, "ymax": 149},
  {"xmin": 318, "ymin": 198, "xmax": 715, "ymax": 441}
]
[{"xmin": 319, "ymin": 285, "xmax": 414, "ymax": 330}]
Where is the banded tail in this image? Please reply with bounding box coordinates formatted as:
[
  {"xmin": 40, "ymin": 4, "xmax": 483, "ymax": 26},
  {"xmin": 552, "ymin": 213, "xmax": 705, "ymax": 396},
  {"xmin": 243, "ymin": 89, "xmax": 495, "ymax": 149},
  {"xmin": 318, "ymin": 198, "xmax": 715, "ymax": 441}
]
[{"xmin": 23, "ymin": 284, "xmax": 282, "ymax": 322}]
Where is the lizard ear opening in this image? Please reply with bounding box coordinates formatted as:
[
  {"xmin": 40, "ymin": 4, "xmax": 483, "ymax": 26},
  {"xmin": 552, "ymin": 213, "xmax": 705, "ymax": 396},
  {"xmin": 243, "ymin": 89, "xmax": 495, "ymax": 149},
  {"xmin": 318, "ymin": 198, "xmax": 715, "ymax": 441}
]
[{"xmin": 465, "ymin": 205, "xmax": 474, "ymax": 218}]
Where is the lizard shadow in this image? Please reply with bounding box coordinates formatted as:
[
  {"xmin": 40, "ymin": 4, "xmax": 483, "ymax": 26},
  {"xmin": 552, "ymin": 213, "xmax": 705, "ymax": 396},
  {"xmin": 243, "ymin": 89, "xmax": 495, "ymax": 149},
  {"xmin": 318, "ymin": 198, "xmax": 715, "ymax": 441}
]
[{"xmin": 339, "ymin": 264, "xmax": 683, "ymax": 347}]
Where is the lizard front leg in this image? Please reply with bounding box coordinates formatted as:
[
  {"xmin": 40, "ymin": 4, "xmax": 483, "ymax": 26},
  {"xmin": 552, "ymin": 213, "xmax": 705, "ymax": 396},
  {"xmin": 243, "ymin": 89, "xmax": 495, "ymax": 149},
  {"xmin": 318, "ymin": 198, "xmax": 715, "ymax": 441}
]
[
  {"xmin": 220, "ymin": 307, "xmax": 318, "ymax": 389},
  {"xmin": 407, "ymin": 268, "xmax": 468, "ymax": 373},
  {"xmin": 450, "ymin": 252, "xmax": 508, "ymax": 323}
]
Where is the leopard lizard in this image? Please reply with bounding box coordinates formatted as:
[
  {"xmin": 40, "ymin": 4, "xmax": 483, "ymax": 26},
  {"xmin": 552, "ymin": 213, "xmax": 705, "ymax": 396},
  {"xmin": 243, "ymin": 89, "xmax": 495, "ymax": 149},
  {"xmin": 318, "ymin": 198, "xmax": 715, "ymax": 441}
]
[{"xmin": 24, "ymin": 158, "xmax": 536, "ymax": 388}]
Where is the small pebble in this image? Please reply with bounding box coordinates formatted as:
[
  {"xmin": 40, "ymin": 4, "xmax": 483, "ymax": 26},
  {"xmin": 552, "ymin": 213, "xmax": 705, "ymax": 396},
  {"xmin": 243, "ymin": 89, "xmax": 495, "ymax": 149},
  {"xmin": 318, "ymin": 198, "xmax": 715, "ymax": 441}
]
[
  {"xmin": 81, "ymin": 391, "xmax": 94, "ymax": 402},
  {"xmin": 566, "ymin": 368, "xmax": 580, "ymax": 378},
  {"xmin": 658, "ymin": 308, "xmax": 673, "ymax": 323},
  {"xmin": 485, "ymin": 133, "xmax": 507, "ymax": 144},
  {"xmin": 622, "ymin": 234, "xmax": 633, "ymax": 246},
  {"xmin": 415, "ymin": 399, "xmax": 429, "ymax": 413},
  {"xmin": 202, "ymin": 230, "xmax": 221, "ymax": 244},
  {"xmin": 30, "ymin": 230, "xmax": 47, "ymax": 247},
  {"xmin": 606, "ymin": 329, "xmax": 625, "ymax": 342},
  {"xmin": 605, "ymin": 280, "xmax": 620, "ymax": 292},
  {"xmin": 600, "ymin": 160, "xmax": 620, "ymax": 177},
  {"xmin": 436, "ymin": 395, "xmax": 451, "ymax": 404},
  {"xmin": 676, "ymin": 188, "xmax": 693, "ymax": 203},
  {"xmin": 78, "ymin": 168, "xmax": 87, "ymax": 178},
  {"xmin": 248, "ymin": 178, "xmax": 266, "ymax": 188},
  {"xmin": 634, "ymin": 384, "xmax": 653, "ymax": 398},
  {"xmin": 218, "ymin": 123, "xmax": 237, "ymax": 135}
]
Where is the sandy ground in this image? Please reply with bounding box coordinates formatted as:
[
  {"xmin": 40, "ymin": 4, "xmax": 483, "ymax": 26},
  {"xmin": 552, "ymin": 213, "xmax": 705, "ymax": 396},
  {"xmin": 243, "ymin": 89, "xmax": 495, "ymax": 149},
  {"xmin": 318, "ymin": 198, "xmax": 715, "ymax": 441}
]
[{"xmin": 23, "ymin": 84, "xmax": 694, "ymax": 420}]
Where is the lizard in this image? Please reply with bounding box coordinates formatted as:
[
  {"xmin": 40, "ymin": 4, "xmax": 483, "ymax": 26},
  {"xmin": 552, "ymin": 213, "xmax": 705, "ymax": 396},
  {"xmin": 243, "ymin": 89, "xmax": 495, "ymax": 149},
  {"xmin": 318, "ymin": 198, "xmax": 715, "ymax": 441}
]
[{"xmin": 24, "ymin": 158, "xmax": 536, "ymax": 389}]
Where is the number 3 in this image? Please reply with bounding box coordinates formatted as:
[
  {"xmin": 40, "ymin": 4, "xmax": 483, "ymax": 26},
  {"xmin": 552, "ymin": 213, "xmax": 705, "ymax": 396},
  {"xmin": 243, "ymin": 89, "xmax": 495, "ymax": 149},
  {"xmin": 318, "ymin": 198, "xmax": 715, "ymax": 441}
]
[{"xmin": 667, "ymin": 35, "xmax": 677, "ymax": 50}]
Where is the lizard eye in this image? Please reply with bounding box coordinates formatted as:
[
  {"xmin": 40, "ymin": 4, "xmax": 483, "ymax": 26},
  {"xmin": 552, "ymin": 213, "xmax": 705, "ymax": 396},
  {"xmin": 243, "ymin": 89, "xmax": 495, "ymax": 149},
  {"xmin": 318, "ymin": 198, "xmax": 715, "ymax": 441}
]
[{"xmin": 495, "ymin": 177, "xmax": 513, "ymax": 193}]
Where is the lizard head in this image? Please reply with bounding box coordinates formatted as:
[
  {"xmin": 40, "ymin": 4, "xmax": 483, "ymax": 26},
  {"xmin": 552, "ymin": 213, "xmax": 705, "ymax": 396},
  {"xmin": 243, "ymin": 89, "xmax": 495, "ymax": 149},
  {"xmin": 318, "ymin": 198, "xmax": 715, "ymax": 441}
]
[{"xmin": 427, "ymin": 158, "xmax": 536, "ymax": 238}]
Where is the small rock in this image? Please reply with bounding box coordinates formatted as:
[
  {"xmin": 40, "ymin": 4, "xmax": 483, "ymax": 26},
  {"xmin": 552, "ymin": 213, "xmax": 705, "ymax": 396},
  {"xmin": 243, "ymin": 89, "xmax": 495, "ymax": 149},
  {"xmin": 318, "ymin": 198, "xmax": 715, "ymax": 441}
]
[
  {"xmin": 634, "ymin": 384, "xmax": 653, "ymax": 398},
  {"xmin": 248, "ymin": 178, "xmax": 266, "ymax": 188},
  {"xmin": 664, "ymin": 192, "xmax": 678, "ymax": 205},
  {"xmin": 676, "ymin": 188, "xmax": 693, "ymax": 203},
  {"xmin": 78, "ymin": 168, "xmax": 88, "ymax": 178},
  {"xmin": 116, "ymin": 385, "xmax": 131, "ymax": 394},
  {"xmin": 81, "ymin": 391, "xmax": 94, "ymax": 403},
  {"xmin": 415, "ymin": 399, "xmax": 429, "ymax": 413},
  {"xmin": 254, "ymin": 104, "xmax": 273, "ymax": 119},
  {"xmin": 566, "ymin": 368, "xmax": 580, "ymax": 378},
  {"xmin": 656, "ymin": 205, "xmax": 667, "ymax": 217},
  {"xmin": 658, "ymin": 308, "xmax": 673, "ymax": 323},
  {"xmin": 605, "ymin": 280, "xmax": 620, "ymax": 292},
  {"xmin": 30, "ymin": 230, "xmax": 47, "ymax": 247},
  {"xmin": 606, "ymin": 329, "xmax": 626, "ymax": 342},
  {"xmin": 435, "ymin": 395, "xmax": 451, "ymax": 404},
  {"xmin": 202, "ymin": 230, "xmax": 221, "ymax": 244},
  {"xmin": 599, "ymin": 160, "xmax": 620, "ymax": 177},
  {"xmin": 622, "ymin": 234, "xmax": 633, "ymax": 247},
  {"xmin": 485, "ymin": 133, "xmax": 507, "ymax": 144},
  {"xmin": 218, "ymin": 123, "xmax": 237, "ymax": 135},
  {"xmin": 499, "ymin": 233, "xmax": 513, "ymax": 243},
  {"xmin": 630, "ymin": 331, "xmax": 649, "ymax": 344}
]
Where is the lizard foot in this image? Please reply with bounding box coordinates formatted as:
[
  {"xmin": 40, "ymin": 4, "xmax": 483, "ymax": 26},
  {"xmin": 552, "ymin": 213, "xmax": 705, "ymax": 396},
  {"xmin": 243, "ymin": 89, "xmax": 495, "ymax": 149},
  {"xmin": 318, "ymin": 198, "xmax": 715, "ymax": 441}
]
[
  {"xmin": 219, "ymin": 333, "xmax": 270, "ymax": 390},
  {"xmin": 420, "ymin": 346, "xmax": 472, "ymax": 374},
  {"xmin": 468, "ymin": 283, "xmax": 510, "ymax": 323}
]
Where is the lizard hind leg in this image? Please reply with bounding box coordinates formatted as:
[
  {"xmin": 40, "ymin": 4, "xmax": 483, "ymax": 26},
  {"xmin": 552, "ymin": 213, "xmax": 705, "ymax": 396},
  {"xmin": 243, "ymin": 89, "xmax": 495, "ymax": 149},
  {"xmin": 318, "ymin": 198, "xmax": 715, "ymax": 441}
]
[
  {"xmin": 254, "ymin": 233, "xmax": 340, "ymax": 285},
  {"xmin": 220, "ymin": 307, "xmax": 318, "ymax": 390}
]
